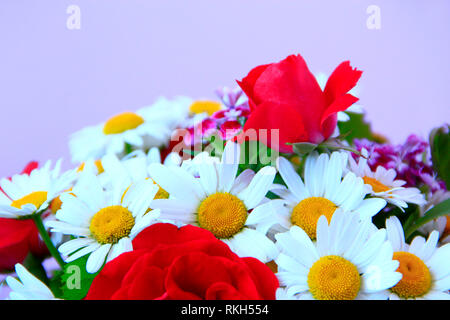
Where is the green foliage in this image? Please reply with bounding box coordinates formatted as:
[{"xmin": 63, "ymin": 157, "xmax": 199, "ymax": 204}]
[
  {"xmin": 372, "ymin": 203, "xmax": 420, "ymax": 231},
  {"xmin": 290, "ymin": 138, "xmax": 363, "ymax": 158},
  {"xmin": 404, "ymin": 198, "xmax": 450, "ymax": 240},
  {"xmin": 58, "ymin": 255, "xmax": 101, "ymax": 300},
  {"xmin": 337, "ymin": 112, "xmax": 375, "ymax": 143},
  {"xmin": 237, "ymin": 140, "xmax": 278, "ymax": 175},
  {"xmin": 429, "ymin": 125, "xmax": 450, "ymax": 188},
  {"xmin": 291, "ymin": 142, "xmax": 318, "ymax": 156}
]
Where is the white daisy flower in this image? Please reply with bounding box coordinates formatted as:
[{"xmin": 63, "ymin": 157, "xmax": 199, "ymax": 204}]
[
  {"xmin": 148, "ymin": 141, "xmax": 279, "ymax": 263},
  {"xmin": 272, "ymin": 152, "xmax": 387, "ymax": 239},
  {"xmin": 348, "ymin": 148, "xmax": 426, "ymax": 210},
  {"xmin": 75, "ymin": 159, "xmax": 105, "ymax": 176},
  {"xmin": 0, "ymin": 160, "xmax": 76, "ymax": 219},
  {"xmin": 46, "ymin": 173, "xmax": 161, "ymax": 273},
  {"xmin": 386, "ymin": 216, "xmax": 450, "ymax": 299},
  {"xmin": 99, "ymin": 147, "xmax": 181, "ymax": 199},
  {"xmin": 69, "ymin": 96, "xmax": 191, "ymax": 164},
  {"xmin": 275, "ymin": 211, "xmax": 402, "ymax": 300},
  {"xmin": 6, "ymin": 264, "xmax": 57, "ymax": 300},
  {"xmin": 180, "ymin": 151, "xmax": 221, "ymax": 178},
  {"xmin": 185, "ymin": 99, "xmax": 224, "ymax": 126}
]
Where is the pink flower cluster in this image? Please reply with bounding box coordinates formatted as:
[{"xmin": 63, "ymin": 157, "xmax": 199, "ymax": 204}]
[
  {"xmin": 354, "ymin": 135, "xmax": 446, "ymax": 193},
  {"xmin": 185, "ymin": 87, "xmax": 250, "ymax": 145}
]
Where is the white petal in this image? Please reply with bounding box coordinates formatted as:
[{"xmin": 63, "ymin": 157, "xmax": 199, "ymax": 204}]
[
  {"xmin": 276, "ymin": 157, "xmax": 308, "ymax": 201},
  {"xmin": 86, "ymin": 244, "xmax": 112, "ymax": 274},
  {"xmin": 239, "ymin": 166, "xmax": 276, "ymax": 210},
  {"xmin": 218, "ymin": 142, "xmax": 240, "ymax": 193}
]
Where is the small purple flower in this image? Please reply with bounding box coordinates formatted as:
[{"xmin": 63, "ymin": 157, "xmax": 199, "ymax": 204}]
[
  {"xmin": 183, "ymin": 87, "xmax": 251, "ymax": 145},
  {"xmin": 354, "ymin": 134, "xmax": 445, "ymax": 194},
  {"xmin": 215, "ymin": 86, "xmax": 248, "ymax": 109}
]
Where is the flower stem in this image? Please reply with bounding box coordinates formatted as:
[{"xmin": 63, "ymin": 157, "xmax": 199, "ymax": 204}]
[{"xmin": 32, "ymin": 214, "xmax": 65, "ymax": 269}]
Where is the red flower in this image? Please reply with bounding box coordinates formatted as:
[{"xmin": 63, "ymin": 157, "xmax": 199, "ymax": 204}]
[
  {"xmin": 237, "ymin": 54, "xmax": 362, "ymax": 153},
  {"xmin": 86, "ymin": 223, "xmax": 279, "ymax": 300},
  {"xmin": 0, "ymin": 161, "xmax": 47, "ymax": 271}
]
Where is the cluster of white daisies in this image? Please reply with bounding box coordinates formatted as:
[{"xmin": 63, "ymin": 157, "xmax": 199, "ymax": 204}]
[{"xmin": 1, "ymin": 96, "xmax": 449, "ymax": 300}]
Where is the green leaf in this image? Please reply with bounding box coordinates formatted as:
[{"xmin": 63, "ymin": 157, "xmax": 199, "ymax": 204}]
[
  {"xmin": 404, "ymin": 198, "xmax": 450, "ymax": 239},
  {"xmin": 204, "ymin": 133, "xmax": 225, "ymax": 157},
  {"xmin": 429, "ymin": 125, "xmax": 450, "ymax": 188},
  {"xmin": 237, "ymin": 140, "xmax": 278, "ymax": 175},
  {"xmin": 290, "ymin": 142, "xmax": 318, "ymax": 156},
  {"xmin": 337, "ymin": 112, "xmax": 375, "ymax": 143},
  {"xmin": 59, "ymin": 255, "xmax": 101, "ymax": 300},
  {"xmin": 48, "ymin": 270, "xmax": 64, "ymax": 299}
]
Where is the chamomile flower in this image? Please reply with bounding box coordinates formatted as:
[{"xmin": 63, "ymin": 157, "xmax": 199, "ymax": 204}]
[
  {"xmin": 348, "ymin": 149, "xmax": 426, "ymax": 210},
  {"xmin": 0, "ymin": 160, "xmax": 76, "ymax": 219},
  {"xmin": 180, "ymin": 151, "xmax": 221, "ymax": 177},
  {"xmin": 46, "ymin": 173, "xmax": 161, "ymax": 273},
  {"xmin": 6, "ymin": 264, "xmax": 57, "ymax": 300},
  {"xmin": 188, "ymin": 100, "xmax": 223, "ymax": 118},
  {"xmin": 272, "ymin": 152, "xmax": 387, "ymax": 239},
  {"xmin": 148, "ymin": 142, "xmax": 279, "ymax": 263},
  {"xmin": 275, "ymin": 211, "xmax": 402, "ymax": 300},
  {"xmin": 101, "ymin": 147, "xmax": 180, "ymax": 193},
  {"xmin": 69, "ymin": 97, "xmax": 191, "ymax": 164},
  {"xmin": 386, "ymin": 216, "xmax": 450, "ymax": 299}
]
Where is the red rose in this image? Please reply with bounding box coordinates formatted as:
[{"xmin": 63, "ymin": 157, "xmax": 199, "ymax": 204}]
[
  {"xmin": 0, "ymin": 161, "xmax": 47, "ymax": 271},
  {"xmin": 237, "ymin": 54, "xmax": 362, "ymax": 153},
  {"xmin": 86, "ymin": 223, "xmax": 279, "ymax": 300}
]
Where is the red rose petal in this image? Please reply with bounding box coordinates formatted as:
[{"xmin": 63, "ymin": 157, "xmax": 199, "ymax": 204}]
[
  {"xmin": 242, "ymin": 257, "xmax": 279, "ymax": 300},
  {"xmin": 323, "ymin": 61, "xmax": 363, "ymax": 106},
  {"xmin": 124, "ymin": 265, "xmax": 166, "ymax": 300},
  {"xmin": 241, "ymin": 101, "xmax": 308, "ymax": 153},
  {"xmin": 205, "ymin": 282, "xmax": 246, "ymax": 300},
  {"xmin": 0, "ymin": 218, "xmax": 36, "ymax": 271},
  {"xmin": 237, "ymin": 63, "xmax": 271, "ymax": 110},
  {"xmin": 132, "ymin": 223, "xmax": 216, "ymax": 250},
  {"xmin": 87, "ymin": 224, "xmax": 279, "ymax": 300},
  {"xmin": 166, "ymin": 252, "xmax": 236, "ymax": 300},
  {"xmin": 85, "ymin": 250, "xmax": 144, "ymax": 300},
  {"xmin": 21, "ymin": 161, "xmax": 39, "ymax": 175}
]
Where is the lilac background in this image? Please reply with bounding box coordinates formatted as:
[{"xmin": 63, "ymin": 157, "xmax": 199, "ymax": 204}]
[{"xmin": 0, "ymin": 0, "xmax": 449, "ymax": 178}]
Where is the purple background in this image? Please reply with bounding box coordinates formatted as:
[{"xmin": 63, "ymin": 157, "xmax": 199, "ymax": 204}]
[{"xmin": 0, "ymin": 0, "xmax": 449, "ymax": 178}]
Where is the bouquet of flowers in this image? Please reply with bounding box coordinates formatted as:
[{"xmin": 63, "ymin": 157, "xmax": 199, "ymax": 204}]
[{"xmin": 1, "ymin": 54, "xmax": 449, "ymax": 301}]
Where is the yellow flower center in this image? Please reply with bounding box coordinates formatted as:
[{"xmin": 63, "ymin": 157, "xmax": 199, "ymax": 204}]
[
  {"xmin": 103, "ymin": 112, "xmax": 144, "ymax": 135},
  {"xmin": 291, "ymin": 197, "xmax": 337, "ymax": 240},
  {"xmin": 390, "ymin": 251, "xmax": 432, "ymax": 299},
  {"xmin": 197, "ymin": 192, "xmax": 247, "ymax": 239},
  {"xmin": 77, "ymin": 160, "xmax": 104, "ymax": 174},
  {"xmin": 189, "ymin": 100, "xmax": 222, "ymax": 116},
  {"xmin": 11, "ymin": 191, "xmax": 48, "ymax": 211},
  {"xmin": 363, "ymin": 176, "xmax": 390, "ymax": 193},
  {"xmin": 308, "ymin": 255, "xmax": 361, "ymax": 300},
  {"xmin": 89, "ymin": 206, "xmax": 135, "ymax": 244}
]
